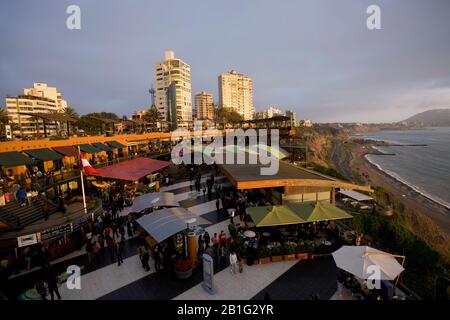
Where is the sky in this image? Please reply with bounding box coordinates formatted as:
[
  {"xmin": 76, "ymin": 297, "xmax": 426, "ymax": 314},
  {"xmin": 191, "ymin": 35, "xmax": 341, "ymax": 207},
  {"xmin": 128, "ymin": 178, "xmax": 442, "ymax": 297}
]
[{"xmin": 0, "ymin": 0, "xmax": 449, "ymax": 123}]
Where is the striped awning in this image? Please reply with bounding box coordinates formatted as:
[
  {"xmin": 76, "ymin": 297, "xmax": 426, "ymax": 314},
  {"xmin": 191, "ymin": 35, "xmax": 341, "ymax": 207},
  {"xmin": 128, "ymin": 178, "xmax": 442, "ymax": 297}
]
[
  {"xmin": 77, "ymin": 144, "xmax": 101, "ymax": 154},
  {"xmin": 24, "ymin": 148, "xmax": 64, "ymax": 161},
  {"xmin": 0, "ymin": 152, "xmax": 36, "ymax": 167},
  {"xmin": 53, "ymin": 146, "xmax": 78, "ymax": 157},
  {"xmin": 92, "ymin": 142, "xmax": 112, "ymax": 152}
]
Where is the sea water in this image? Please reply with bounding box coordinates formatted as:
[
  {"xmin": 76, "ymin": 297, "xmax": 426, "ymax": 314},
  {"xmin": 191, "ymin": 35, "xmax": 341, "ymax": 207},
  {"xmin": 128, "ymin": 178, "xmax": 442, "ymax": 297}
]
[{"xmin": 357, "ymin": 127, "xmax": 450, "ymax": 209}]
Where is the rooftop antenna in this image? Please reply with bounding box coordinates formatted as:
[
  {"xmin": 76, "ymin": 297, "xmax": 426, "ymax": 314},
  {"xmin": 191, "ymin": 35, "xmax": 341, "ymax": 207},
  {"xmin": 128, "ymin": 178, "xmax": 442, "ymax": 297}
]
[{"xmin": 149, "ymin": 84, "xmax": 156, "ymax": 107}]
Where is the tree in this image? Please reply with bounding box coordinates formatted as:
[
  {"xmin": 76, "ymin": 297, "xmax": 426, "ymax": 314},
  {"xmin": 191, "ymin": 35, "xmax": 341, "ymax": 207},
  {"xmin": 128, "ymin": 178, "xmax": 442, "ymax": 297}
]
[
  {"xmin": 143, "ymin": 106, "xmax": 162, "ymax": 132},
  {"xmin": 215, "ymin": 107, "xmax": 243, "ymax": 126},
  {"xmin": 61, "ymin": 106, "xmax": 79, "ymax": 118}
]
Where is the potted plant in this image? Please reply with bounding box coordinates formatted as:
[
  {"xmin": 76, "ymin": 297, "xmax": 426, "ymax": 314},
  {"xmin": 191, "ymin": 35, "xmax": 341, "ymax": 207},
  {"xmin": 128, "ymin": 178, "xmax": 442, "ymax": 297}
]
[
  {"xmin": 175, "ymin": 258, "xmax": 193, "ymax": 279},
  {"xmin": 270, "ymin": 245, "xmax": 283, "ymax": 262},
  {"xmin": 257, "ymin": 245, "xmax": 271, "ymax": 264},
  {"xmin": 295, "ymin": 243, "xmax": 309, "ymax": 260},
  {"xmin": 282, "ymin": 242, "xmax": 297, "ymax": 261}
]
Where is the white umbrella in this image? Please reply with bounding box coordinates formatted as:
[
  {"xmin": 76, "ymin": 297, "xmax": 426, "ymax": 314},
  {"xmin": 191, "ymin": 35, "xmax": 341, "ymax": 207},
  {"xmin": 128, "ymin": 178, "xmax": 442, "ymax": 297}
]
[
  {"xmin": 332, "ymin": 245, "xmax": 405, "ymax": 280},
  {"xmin": 244, "ymin": 230, "xmax": 256, "ymax": 238}
]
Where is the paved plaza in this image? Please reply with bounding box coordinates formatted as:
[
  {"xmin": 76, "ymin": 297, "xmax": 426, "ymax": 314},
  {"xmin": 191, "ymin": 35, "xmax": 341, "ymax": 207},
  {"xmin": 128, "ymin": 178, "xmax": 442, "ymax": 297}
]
[{"xmin": 8, "ymin": 175, "xmax": 340, "ymax": 300}]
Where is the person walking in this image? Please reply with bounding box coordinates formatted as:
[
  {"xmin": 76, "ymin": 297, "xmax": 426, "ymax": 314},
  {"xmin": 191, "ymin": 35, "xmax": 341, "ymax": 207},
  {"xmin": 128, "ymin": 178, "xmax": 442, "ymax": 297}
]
[
  {"xmin": 86, "ymin": 240, "xmax": 94, "ymax": 266},
  {"xmin": 219, "ymin": 244, "xmax": 227, "ymax": 269},
  {"xmin": 47, "ymin": 271, "xmax": 61, "ymax": 300},
  {"xmin": 204, "ymin": 231, "xmax": 210, "ymax": 247},
  {"xmin": 141, "ymin": 248, "xmax": 151, "ymax": 272},
  {"xmin": 229, "ymin": 250, "xmax": 238, "ymax": 274},
  {"xmin": 106, "ymin": 237, "xmax": 115, "ymax": 261},
  {"xmin": 153, "ymin": 246, "xmax": 161, "ymax": 272},
  {"xmin": 212, "ymin": 233, "xmax": 219, "ymax": 258},
  {"xmin": 116, "ymin": 240, "xmax": 124, "ymax": 266}
]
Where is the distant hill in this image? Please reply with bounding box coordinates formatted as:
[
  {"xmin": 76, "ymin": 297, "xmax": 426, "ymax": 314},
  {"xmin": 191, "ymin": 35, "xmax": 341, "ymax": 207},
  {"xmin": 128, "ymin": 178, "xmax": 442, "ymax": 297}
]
[{"xmin": 403, "ymin": 108, "xmax": 450, "ymax": 126}]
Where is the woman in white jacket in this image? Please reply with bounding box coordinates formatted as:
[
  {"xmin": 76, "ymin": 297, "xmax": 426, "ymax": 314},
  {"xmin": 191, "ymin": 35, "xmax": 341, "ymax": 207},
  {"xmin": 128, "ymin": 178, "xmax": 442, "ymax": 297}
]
[{"xmin": 229, "ymin": 250, "xmax": 238, "ymax": 274}]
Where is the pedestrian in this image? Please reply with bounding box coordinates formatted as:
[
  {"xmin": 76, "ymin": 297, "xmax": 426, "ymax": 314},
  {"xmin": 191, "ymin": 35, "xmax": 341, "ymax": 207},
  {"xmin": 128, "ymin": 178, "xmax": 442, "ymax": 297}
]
[
  {"xmin": 40, "ymin": 245, "xmax": 50, "ymax": 268},
  {"xmin": 229, "ymin": 250, "xmax": 238, "ymax": 274},
  {"xmin": 153, "ymin": 246, "xmax": 161, "ymax": 271},
  {"xmin": 212, "ymin": 233, "xmax": 219, "ymax": 257},
  {"xmin": 127, "ymin": 219, "xmax": 134, "ymax": 237},
  {"xmin": 111, "ymin": 222, "xmax": 119, "ymax": 239},
  {"xmin": 116, "ymin": 240, "xmax": 124, "ymax": 266},
  {"xmin": 107, "ymin": 237, "xmax": 115, "ymax": 260},
  {"xmin": 86, "ymin": 240, "xmax": 94, "ymax": 266},
  {"xmin": 92, "ymin": 241, "xmax": 100, "ymax": 265},
  {"xmin": 142, "ymin": 248, "xmax": 150, "ymax": 272},
  {"xmin": 219, "ymin": 230, "xmax": 227, "ymax": 246},
  {"xmin": 219, "ymin": 244, "xmax": 227, "ymax": 269},
  {"xmin": 118, "ymin": 223, "xmax": 125, "ymax": 240},
  {"xmin": 202, "ymin": 185, "xmax": 206, "ymax": 198},
  {"xmin": 204, "ymin": 231, "xmax": 210, "ymax": 247},
  {"xmin": 47, "ymin": 271, "xmax": 61, "ymax": 300},
  {"xmin": 216, "ymin": 198, "xmax": 221, "ymax": 214}
]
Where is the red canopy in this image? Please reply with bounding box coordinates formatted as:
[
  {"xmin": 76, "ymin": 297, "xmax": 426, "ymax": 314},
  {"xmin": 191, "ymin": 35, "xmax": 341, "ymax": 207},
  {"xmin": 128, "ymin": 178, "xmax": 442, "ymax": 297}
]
[{"xmin": 92, "ymin": 157, "xmax": 171, "ymax": 181}]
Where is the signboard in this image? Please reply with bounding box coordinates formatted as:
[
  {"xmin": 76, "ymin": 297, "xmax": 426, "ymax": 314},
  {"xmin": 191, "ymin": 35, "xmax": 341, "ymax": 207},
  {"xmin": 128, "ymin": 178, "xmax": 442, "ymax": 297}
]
[
  {"xmin": 40, "ymin": 223, "xmax": 73, "ymax": 241},
  {"xmin": 202, "ymin": 254, "xmax": 215, "ymax": 295},
  {"xmin": 17, "ymin": 233, "xmax": 40, "ymax": 248}
]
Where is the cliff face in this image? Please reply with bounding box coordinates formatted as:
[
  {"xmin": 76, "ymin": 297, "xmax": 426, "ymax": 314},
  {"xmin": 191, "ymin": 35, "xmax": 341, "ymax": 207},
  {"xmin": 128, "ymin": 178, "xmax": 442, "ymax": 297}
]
[{"xmin": 299, "ymin": 127, "xmax": 348, "ymax": 167}]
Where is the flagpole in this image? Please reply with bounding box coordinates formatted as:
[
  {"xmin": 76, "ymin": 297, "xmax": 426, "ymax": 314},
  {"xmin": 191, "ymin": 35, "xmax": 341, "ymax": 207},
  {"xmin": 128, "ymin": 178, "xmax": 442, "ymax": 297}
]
[{"xmin": 78, "ymin": 146, "xmax": 88, "ymax": 217}]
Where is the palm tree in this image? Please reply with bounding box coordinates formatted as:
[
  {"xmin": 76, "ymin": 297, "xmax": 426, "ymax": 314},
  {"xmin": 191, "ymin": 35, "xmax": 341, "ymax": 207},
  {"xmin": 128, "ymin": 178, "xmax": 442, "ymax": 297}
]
[{"xmin": 61, "ymin": 106, "xmax": 79, "ymax": 118}]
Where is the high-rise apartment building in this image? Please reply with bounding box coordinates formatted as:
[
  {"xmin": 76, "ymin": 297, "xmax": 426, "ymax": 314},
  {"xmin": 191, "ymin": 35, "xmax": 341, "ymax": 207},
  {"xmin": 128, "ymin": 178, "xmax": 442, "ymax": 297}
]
[
  {"xmin": 155, "ymin": 51, "xmax": 192, "ymax": 129},
  {"xmin": 194, "ymin": 92, "xmax": 214, "ymax": 120},
  {"xmin": 218, "ymin": 70, "xmax": 254, "ymax": 120},
  {"xmin": 5, "ymin": 83, "xmax": 69, "ymax": 137}
]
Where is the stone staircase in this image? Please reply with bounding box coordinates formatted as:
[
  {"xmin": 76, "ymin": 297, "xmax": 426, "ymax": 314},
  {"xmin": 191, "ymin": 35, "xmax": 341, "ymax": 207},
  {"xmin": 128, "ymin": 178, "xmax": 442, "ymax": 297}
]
[{"xmin": 0, "ymin": 198, "xmax": 59, "ymax": 231}]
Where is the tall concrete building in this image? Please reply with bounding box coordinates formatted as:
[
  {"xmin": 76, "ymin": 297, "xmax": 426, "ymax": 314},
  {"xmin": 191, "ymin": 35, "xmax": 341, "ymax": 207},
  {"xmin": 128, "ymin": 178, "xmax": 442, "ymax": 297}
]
[
  {"xmin": 5, "ymin": 83, "xmax": 69, "ymax": 137},
  {"xmin": 194, "ymin": 92, "xmax": 214, "ymax": 120},
  {"xmin": 218, "ymin": 70, "xmax": 254, "ymax": 120},
  {"xmin": 155, "ymin": 51, "xmax": 192, "ymax": 129}
]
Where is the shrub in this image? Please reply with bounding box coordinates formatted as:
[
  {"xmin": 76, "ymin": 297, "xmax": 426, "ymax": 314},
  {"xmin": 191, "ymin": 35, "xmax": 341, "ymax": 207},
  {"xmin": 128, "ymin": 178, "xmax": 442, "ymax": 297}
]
[
  {"xmin": 258, "ymin": 245, "xmax": 271, "ymax": 258},
  {"xmin": 271, "ymin": 245, "xmax": 282, "ymax": 256},
  {"xmin": 282, "ymin": 242, "xmax": 297, "ymax": 255}
]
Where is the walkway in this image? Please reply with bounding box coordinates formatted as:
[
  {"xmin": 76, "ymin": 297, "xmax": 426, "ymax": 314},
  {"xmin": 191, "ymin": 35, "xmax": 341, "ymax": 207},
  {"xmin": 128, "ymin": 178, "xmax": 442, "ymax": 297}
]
[{"xmin": 8, "ymin": 173, "xmax": 341, "ymax": 300}]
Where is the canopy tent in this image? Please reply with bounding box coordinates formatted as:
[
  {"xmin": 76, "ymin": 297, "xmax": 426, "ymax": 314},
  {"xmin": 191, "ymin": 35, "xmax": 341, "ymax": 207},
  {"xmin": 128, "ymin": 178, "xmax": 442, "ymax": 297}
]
[
  {"xmin": 0, "ymin": 151, "xmax": 36, "ymax": 167},
  {"xmin": 136, "ymin": 207, "xmax": 208, "ymax": 243},
  {"xmin": 77, "ymin": 144, "xmax": 101, "ymax": 154},
  {"xmin": 24, "ymin": 148, "xmax": 64, "ymax": 161},
  {"xmin": 332, "ymin": 246, "xmax": 405, "ymax": 280},
  {"xmin": 339, "ymin": 190, "xmax": 374, "ymax": 202},
  {"xmin": 131, "ymin": 192, "xmax": 179, "ymax": 212},
  {"xmin": 92, "ymin": 142, "xmax": 112, "ymax": 152},
  {"xmin": 246, "ymin": 205, "xmax": 303, "ymax": 227},
  {"xmin": 247, "ymin": 201, "xmax": 353, "ymax": 227},
  {"xmin": 106, "ymin": 140, "xmax": 125, "ymax": 149},
  {"xmin": 52, "ymin": 146, "xmax": 78, "ymax": 157},
  {"xmin": 293, "ymin": 201, "xmax": 353, "ymax": 223},
  {"xmin": 92, "ymin": 157, "xmax": 171, "ymax": 181}
]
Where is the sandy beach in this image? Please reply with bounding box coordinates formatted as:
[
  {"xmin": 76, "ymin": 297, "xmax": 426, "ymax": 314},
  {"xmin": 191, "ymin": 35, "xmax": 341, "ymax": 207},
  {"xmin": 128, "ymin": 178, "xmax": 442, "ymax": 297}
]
[{"xmin": 347, "ymin": 142, "xmax": 450, "ymax": 241}]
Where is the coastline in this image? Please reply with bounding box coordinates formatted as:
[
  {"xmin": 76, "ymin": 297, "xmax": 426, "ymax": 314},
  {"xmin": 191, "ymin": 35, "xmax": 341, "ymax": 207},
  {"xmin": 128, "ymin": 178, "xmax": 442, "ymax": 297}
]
[{"xmin": 349, "ymin": 142, "xmax": 450, "ymax": 239}]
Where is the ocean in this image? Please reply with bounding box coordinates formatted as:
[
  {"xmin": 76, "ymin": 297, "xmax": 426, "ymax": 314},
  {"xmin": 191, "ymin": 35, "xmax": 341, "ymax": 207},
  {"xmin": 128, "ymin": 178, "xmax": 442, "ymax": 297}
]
[{"xmin": 356, "ymin": 127, "xmax": 450, "ymax": 209}]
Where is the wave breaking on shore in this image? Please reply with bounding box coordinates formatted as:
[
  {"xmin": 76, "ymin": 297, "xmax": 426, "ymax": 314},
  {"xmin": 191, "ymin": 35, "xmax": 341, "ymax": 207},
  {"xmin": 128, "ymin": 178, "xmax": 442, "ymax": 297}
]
[{"xmin": 364, "ymin": 154, "xmax": 450, "ymax": 211}]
